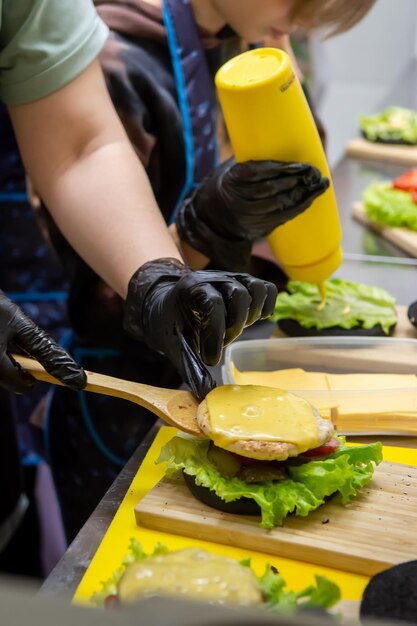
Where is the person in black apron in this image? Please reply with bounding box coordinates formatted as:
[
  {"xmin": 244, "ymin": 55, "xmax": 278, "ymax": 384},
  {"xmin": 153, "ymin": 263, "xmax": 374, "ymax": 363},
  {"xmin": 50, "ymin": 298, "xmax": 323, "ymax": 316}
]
[{"xmin": 43, "ymin": 0, "xmax": 332, "ymax": 541}]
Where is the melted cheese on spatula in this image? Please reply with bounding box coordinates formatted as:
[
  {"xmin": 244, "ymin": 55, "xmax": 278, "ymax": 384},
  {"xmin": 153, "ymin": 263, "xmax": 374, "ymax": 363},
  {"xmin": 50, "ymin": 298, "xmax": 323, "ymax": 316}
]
[{"xmin": 206, "ymin": 384, "xmax": 319, "ymax": 453}]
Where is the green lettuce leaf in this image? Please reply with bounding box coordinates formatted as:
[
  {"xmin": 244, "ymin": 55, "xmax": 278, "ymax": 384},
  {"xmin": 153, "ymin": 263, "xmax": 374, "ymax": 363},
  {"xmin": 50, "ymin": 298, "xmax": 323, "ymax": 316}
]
[
  {"xmin": 157, "ymin": 436, "xmax": 382, "ymax": 530},
  {"xmin": 360, "ymin": 107, "xmax": 417, "ymax": 144},
  {"xmin": 363, "ymin": 181, "xmax": 417, "ymax": 231},
  {"xmin": 270, "ymin": 278, "xmax": 397, "ymax": 333},
  {"xmin": 92, "ymin": 539, "xmax": 341, "ymax": 614},
  {"xmin": 257, "ymin": 565, "xmax": 340, "ymax": 613}
]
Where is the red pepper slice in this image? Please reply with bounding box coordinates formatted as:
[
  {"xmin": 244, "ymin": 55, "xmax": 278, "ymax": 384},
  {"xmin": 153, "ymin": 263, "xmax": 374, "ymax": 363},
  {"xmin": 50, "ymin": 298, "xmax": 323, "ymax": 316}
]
[
  {"xmin": 104, "ymin": 595, "xmax": 120, "ymax": 608},
  {"xmin": 392, "ymin": 168, "xmax": 417, "ymax": 192},
  {"xmin": 301, "ymin": 437, "xmax": 340, "ymax": 458}
]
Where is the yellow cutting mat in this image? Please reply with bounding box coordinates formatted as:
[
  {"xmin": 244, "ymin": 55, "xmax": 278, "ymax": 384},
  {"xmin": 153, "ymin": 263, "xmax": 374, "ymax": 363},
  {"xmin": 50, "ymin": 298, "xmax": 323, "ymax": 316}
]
[{"xmin": 74, "ymin": 427, "xmax": 417, "ymax": 606}]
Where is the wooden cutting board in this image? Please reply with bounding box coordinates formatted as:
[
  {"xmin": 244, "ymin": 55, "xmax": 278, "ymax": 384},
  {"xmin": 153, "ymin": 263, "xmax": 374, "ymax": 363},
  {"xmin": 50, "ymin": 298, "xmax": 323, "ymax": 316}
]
[
  {"xmin": 346, "ymin": 138, "xmax": 417, "ymax": 166},
  {"xmin": 352, "ymin": 202, "xmax": 417, "ymax": 258},
  {"xmin": 135, "ymin": 460, "xmax": 417, "ymax": 577}
]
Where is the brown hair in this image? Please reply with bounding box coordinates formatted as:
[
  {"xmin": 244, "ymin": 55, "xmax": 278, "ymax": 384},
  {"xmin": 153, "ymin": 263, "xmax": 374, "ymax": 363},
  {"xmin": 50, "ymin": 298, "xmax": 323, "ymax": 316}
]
[{"xmin": 292, "ymin": 0, "xmax": 378, "ymax": 36}]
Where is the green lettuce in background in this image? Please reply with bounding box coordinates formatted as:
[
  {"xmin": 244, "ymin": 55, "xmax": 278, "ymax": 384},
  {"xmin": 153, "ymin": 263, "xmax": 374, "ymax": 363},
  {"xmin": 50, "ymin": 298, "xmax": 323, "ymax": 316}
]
[
  {"xmin": 157, "ymin": 435, "xmax": 382, "ymax": 530},
  {"xmin": 270, "ymin": 278, "xmax": 397, "ymax": 333},
  {"xmin": 360, "ymin": 106, "xmax": 417, "ymax": 144},
  {"xmin": 363, "ymin": 181, "xmax": 417, "ymax": 231},
  {"xmin": 91, "ymin": 538, "xmax": 341, "ymax": 613}
]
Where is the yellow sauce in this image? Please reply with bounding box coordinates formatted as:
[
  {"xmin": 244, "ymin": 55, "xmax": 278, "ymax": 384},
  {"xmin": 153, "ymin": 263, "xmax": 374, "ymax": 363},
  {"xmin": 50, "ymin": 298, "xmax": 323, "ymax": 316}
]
[
  {"xmin": 206, "ymin": 384, "xmax": 319, "ymax": 453},
  {"xmin": 317, "ymin": 281, "xmax": 327, "ymax": 311},
  {"xmin": 118, "ymin": 548, "xmax": 262, "ymax": 606}
]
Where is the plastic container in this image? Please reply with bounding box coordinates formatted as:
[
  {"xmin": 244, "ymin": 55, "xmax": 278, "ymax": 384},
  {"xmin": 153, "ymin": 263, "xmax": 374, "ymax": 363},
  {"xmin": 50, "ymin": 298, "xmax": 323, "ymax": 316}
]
[
  {"xmin": 222, "ymin": 337, "xmax": 417, "ymax": 436},
  {"xmin": 215, "ymin": 48, "xmax": 342, "ymax": 285}
]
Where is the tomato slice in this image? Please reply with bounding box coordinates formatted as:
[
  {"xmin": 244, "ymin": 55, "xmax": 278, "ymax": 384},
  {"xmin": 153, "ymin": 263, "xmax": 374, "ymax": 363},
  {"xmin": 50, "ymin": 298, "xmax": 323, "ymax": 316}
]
[
  {"xmin": 301, "ymin": 437, "xmax": 340, "ymax": 458},
  {"xmin": 392, "ymin": 168, "xmax": 417, "ymax": 192}
]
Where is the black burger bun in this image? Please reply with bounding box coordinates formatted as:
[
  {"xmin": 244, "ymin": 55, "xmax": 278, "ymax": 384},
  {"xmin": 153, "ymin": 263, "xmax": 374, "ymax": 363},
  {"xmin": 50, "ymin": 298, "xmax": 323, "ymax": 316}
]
[
  {"xmin": 360, "ymin": 560, "xmax": 417, "ymax": 624},
  {"xmin": 277, "ymin": 319, "xmax": 396, "ymax": 338},
  {"xmin": 408, "ymin": 300, "xmax": 417, "ymax": 329},
  {"xmin": 182, "ymin": 472, "xmax": 261, "ymax": 516}
]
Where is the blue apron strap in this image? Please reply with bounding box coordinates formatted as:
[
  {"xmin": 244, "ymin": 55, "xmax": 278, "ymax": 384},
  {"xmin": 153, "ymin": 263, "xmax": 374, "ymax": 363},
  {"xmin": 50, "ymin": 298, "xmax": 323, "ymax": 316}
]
[
  {"xmin": 0, "ymin": 192, "xmax": 28, "ymax": 202},
  {"xmin": 163, "ymin": 0, "xmax": 218, "ymax": 221},
  {"xmin": 74, "ymin": 346, "xmax": 127, "ymax": 467},
  {"xmin": 5, "ymin": 291, "xmax": 68, "ymax": 303},
  {"xmin": 44, "ymin": 338, "xmax": 127, "ymax": 468}
]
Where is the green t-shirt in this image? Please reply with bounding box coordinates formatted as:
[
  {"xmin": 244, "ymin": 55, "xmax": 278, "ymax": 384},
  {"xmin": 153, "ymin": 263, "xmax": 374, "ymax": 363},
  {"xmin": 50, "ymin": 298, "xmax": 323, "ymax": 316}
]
[{"xmin": 0, "ymin": 0, "xmax": 109, "ymax": 105}]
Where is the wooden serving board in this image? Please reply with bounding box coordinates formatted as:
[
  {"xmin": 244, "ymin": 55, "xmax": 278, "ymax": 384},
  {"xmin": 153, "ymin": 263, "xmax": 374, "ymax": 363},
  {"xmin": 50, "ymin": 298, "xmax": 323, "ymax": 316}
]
[
  {"xmin": 346, "ymin": 138, "xmax": 417, "ymax": 166},
  {"xmin": 353, "ymin": 202, "xmax": 417, "ymax": 258},
  {"xmin": 135, "ymin": 460, "xmax": 417, "ymax": 577}
]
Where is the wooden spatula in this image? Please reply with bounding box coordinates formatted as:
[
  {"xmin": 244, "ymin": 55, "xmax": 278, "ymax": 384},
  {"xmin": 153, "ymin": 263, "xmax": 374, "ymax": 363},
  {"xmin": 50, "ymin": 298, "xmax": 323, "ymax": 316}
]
[{"xmin": 13, "ymin": 354, "xmax": 204, "ymax": 437}]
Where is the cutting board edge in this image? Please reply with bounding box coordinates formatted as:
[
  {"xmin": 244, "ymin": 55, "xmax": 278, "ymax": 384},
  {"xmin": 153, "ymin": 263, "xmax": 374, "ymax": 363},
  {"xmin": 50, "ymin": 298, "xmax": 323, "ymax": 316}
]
[
  {"xmin": 346, "ymin": 138, "xmax": 417, "ymax": 166},
  {"xmin": 352, "ymin": 201, "xmax": 417, "ymax": 258}
]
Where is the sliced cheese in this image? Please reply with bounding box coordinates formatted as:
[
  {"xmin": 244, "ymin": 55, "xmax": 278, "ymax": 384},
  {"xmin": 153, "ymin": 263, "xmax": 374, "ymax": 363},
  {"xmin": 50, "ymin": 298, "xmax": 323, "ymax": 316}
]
[
  {"xmin": 231, "ymin": 364, "xmax": 329, "ymax": 391},
  {"xmin": 230, "ymin": 364, "xmax": 417, "ymax": 434},
  {"xmin": 325, "ymin": 373, "xmax": 417, "ymax": 391}
]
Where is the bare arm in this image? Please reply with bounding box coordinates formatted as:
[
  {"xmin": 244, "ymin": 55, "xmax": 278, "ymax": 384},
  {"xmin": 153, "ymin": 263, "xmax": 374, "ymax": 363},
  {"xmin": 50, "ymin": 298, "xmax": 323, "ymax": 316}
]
[
  {"xmin": 9, "ymin": 59, "xmax": 181, "ymax": 299},
  {"xmin": 169, "ymin": 223, "xmax": 210, "ymax": 270}
]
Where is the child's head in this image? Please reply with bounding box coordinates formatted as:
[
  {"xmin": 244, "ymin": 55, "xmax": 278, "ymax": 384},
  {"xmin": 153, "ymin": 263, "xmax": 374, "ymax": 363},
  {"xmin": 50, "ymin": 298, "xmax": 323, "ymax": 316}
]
[{"xmin": 211, "ymin": 0, "xmax": 376, "ymax": 41}]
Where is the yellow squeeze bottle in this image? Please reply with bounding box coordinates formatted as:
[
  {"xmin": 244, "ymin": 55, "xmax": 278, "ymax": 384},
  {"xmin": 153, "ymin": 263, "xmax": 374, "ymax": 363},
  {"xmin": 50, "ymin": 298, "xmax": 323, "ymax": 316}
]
[{"xmin": 215, "ymin": 48, "xmax": 342, "ymax": 286}]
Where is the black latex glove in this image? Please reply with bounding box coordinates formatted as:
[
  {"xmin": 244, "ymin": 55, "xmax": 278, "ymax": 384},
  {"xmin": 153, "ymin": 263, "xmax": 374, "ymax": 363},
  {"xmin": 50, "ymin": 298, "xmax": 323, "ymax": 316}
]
[
  {"xmin": 0, "ymin": 290, "xmax": 87, "ymax": 393},
  {"xmin": 176, "ymin": 158, "xmax": 329, "ymax": 272},
  {"xmin": 123, "ymin": 258, "xmax": 277, "ymax": 401},
  {"xmin": 408, "ymin": 299, "xmax": 417, "ymax": 328}
]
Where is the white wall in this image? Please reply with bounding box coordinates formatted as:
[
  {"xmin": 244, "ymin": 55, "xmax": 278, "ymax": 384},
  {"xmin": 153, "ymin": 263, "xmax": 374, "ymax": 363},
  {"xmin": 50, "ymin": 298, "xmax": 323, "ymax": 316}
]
[{"xmin": 311, "ymin": 0, "xmax": 417, "ymax": 166}]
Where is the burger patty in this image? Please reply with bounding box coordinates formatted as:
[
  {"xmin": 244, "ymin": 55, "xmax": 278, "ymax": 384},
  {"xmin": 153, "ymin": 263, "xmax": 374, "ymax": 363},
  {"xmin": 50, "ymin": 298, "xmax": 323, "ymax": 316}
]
[{"xmin": 196, "ymin": 400, "xmax": 334, "ymax": 461}]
